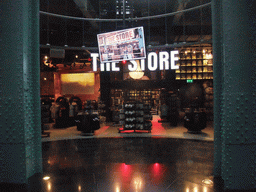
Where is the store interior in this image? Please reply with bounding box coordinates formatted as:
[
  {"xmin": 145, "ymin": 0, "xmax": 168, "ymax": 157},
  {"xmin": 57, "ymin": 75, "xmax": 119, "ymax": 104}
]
[{"xmin": 40, "ymin": 0, "xmax": 214, "ymax": 140}]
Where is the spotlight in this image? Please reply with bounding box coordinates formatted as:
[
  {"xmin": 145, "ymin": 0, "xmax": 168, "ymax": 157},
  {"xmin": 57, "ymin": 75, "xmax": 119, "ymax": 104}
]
[
  {"xmin": 43, "ymin": 176, "xmax": 50, "ymax": 180},
  {"xmin": 202, "ymin": 179, "xmax": 213, "ymax": 185}
]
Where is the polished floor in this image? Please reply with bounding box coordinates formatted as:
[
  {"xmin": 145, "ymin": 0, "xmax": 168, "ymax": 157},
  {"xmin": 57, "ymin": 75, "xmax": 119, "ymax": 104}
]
[
  {"xmin": 40, "ymin": 138, "xmax": 216, "ymax": 192},
  {"xmin": 2, "ymin": 117, "xmax": 219, "ymax": 192},
  {"xmin": 39, "ymin": 116, "xmax": 217, "ymax": 192},
  {"xmin": 42, "ymin": 116, "xmax": 214, "ymax": 142}
]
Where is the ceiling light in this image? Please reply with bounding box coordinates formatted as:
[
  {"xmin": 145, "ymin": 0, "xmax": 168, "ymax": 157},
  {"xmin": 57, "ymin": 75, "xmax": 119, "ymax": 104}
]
[
  {"xmin": 202, "ymin": 179, "xmax": 213, "ymax": 185},
  {"xmin": 43, "ymin": 176, "xmax": 50, "ymax": 180},
  {"xmin": 129, "ymin": 60, "xmax": 144, "ymax": 80}
]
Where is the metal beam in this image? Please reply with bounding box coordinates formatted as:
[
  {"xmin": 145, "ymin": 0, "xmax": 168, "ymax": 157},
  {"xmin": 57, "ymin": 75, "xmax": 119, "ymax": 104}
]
[{"xmin": 73, "ymin": 0, "xmax": 99, "ymax": 29}]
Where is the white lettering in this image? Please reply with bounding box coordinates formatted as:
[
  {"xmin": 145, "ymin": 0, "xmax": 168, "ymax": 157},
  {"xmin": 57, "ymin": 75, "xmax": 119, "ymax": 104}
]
[
  {"xmin": 159, "ymin": 51, "xmax": 169, "ymax": 70},
  {"xmin": 140, "ymin": 59, "xmax": 145, "ymax": 71},
  {"xmin": 91, "ymin": 53, "xmax": 99, "ymax": 72},
  {"xmin": 106, "ymin": 63, "xmax": 111, "ymax": 71},
  {"xmin": 100, "ymin": 63, "xmax": 105, "ymax": 71},
  {"xmin": 91, "ymin": 50, "xmax": 179, "ymax": 72},
  {"xmin": 171, "ymin": 50, "xmax": 179, "ymax": 70},
  {"xmin": 112, "ymin": 62, "xmax": 120, "ymax": 71},
  {"xmin": 148, "ymin": 52, "xmax": 158, "ymax": 71}
]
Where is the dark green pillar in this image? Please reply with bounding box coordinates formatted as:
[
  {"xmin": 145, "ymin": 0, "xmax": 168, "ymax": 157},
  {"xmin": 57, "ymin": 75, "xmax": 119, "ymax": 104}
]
[
  {"xmin": 212, "ymin": 0, "xmax": 223, "ymax": 178},
  {"xmin": 213, "ymin": 0, "xmax": 256, "ymax": 190},
  {"xmin": 0, "ymin": 0, "xmax": 42, "ymax": 185}
]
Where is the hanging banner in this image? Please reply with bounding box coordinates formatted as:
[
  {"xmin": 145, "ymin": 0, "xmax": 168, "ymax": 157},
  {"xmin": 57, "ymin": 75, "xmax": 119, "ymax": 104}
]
[{"xmin": 97, "ymin": 26, "xmax": 146, "ymax": 63}]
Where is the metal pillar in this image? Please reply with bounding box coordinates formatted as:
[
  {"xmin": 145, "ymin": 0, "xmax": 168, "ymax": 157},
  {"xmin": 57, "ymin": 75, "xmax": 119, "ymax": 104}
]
[
  {"xmin": 0, "ymin": 0, "xmax": 42, "ymax": 185},
  {"xmin": 212, "ymin": 0, "xmax": 223, "ymax": 178},
  {"xmin": 212, "ymin": 0, "xmax": 256, "ymax": 190}
]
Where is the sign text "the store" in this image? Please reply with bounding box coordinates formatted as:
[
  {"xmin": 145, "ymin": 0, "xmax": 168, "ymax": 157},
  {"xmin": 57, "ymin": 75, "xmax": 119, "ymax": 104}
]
[{"xmin": 91, "ymin": 50, "xmax": 179, "ymax": 72}]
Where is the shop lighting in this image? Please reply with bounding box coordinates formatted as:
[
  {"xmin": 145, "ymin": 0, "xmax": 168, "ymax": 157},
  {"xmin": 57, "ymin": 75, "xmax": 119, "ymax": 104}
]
[
  {"xmin": 202, "ymin": 179, "xmax": 213, "ymax": 185},
  {"xmin": 75, "ymin": 55, "xmax": 78, "ymax": 59},
  {"xmin": 44, "ymin": 56, "xmax": 48, "ymax": 60},
  {"xmin": 48, "ymin": 183, "xmax": 51, "ymax": 190},
  {"xmin": 44, "ymin": 77, "xmax": 47, "ymax": 81},
  {"xmin": 115, "ymin": 183, "xmax": 120, "ymax": 192},
  {"xmin": 129, "ymin": 60, "xmax": 144, "ymax": 79},
  {"xmin": 43, "ymin": 176, "xmax": 50, "ymax": 180}
]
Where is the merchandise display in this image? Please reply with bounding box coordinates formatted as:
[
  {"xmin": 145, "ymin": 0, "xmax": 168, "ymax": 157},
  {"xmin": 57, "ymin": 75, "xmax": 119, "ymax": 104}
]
[
  {"xmin": 55, "ymin": 96, "xmax": 70, "ymax": 128},
  {"xmin": 119, "ymin": 90, "xmax": 153, "ymax": 133},
  {"xmin": 98, "ymin": 100, "xmax": 107, "ymax": 122},
  {"xmin": 184, "ymin": 109, "xmax": 207, "ymax": 132},
  {"xmin": 176, "ymin": 46, "xmax": 213, "ymax": 80},
  {"xmin": 41, "ymin": 96, "xmax": 54, "ymax": 137},
  {"xmin": 159, "ymin": 91, "xmax": 179, "ymax": 126},
  {"xmin": 203, "ymin": 81, "xmax": 214, "ymax": 121},
  {"xmin": 75, "ymin": 101, "xmax": 100, "ymax": 134},
  {"xmin": 68, "ymin": 96, "xmax": 82, "ymax": 126}
]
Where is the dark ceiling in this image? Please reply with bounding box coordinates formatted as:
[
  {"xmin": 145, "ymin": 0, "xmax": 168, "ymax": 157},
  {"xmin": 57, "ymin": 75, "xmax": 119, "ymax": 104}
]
[{"xmin": 40, "ymin": 0, "xmax": 212, "ymax": 48}]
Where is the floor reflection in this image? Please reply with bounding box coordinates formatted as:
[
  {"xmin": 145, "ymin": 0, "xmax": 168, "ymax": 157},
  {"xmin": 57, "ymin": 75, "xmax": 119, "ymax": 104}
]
[{"xmin": 40, "ymin": 138, "xmax": 214, "ymax": 192}]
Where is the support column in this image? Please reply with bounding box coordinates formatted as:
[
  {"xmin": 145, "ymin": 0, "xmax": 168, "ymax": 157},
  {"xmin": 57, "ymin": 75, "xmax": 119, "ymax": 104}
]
[
  {"xmin": 0, "ymin": 0, "xmax": 42, "ymax": 186},
  {"xmin": 212, "ymin": 0, "xmax": 223, "ymax": 178},
  {"xmin": 213, "ymin": 0, "xmax": 256, "ymax": 190}
]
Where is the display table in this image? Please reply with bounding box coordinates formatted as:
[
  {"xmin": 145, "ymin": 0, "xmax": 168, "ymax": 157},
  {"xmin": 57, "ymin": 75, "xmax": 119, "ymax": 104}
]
[
  {"xmin": 75, "ymin": 112, "xmax": 100, "ymax": 134},
  {"xmin": 184, "ymin": 111, "xmax": 207, "ymax": 132}
]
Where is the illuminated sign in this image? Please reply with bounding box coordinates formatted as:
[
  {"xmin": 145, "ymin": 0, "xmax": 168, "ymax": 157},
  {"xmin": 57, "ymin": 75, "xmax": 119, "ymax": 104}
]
[
  {"xmin": 97, "ymin": 27, "xmax": 146, "ymax": 63},
  {"xmin": 91, "ymin": 50, "xmax": 179, "ymax": 72}
]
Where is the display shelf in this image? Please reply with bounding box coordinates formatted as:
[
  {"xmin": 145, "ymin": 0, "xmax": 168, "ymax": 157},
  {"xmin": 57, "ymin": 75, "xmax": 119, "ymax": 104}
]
[
  {"xmin": 176, "ymin": 47, "xmax": 213, "ymax": 80},
  {"xmin": 110, "ymin": 89, "xmax": 124, "ymax": 125},
  {"xmin": 119, "ymin": 89, "xmax": 153, "ymax": 133}
]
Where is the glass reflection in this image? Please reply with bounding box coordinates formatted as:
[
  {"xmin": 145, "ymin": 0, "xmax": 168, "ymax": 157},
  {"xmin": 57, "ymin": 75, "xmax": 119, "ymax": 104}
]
[
  {"xmin": 47, "ymin": 182, "xmax": 51, "ymax": 191},
  {"xmin": 133, "ymin": 176, "xmax": 143, "ymax": 191},
  {"xmin": 115, "ymin": 183, "xmax": 120, "ymax": 192}
]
